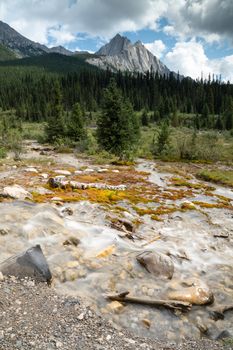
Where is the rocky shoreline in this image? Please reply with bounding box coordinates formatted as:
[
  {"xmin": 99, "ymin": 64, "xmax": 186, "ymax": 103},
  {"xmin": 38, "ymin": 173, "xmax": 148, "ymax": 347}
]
[{"xmin": 0, "ymin": 277, "xmax": 229, "ymax": 350}]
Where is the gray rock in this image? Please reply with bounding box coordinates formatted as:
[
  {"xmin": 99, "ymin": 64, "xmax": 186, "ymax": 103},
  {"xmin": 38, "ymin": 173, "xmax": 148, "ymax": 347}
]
[
  {"xmin": 136, "ymin": 251, "xmax": 174, "ymax": 279},
  {"xmin": 0, "ymin": 245, "xmax": 52, "ymax": 283},
  {"xmin": 1, "ymin": 184, "xmax": 32, "ymax": 200}
]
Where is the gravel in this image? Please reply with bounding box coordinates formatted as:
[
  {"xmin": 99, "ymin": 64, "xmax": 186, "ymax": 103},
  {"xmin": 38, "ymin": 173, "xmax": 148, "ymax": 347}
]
[{"xmin": 0, "ymin": 278, "xmax": 229, "ymax": 350}]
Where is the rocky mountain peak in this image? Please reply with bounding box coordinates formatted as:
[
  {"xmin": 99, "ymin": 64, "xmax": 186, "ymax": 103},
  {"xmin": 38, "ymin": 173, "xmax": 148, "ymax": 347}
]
[
  {"xmin": 96, "ymin": 33, "xmax": 131, "ymax": 56},
  {"xmin": 88, "ymin": 34, "xmax": 171, "ymax": 76}
]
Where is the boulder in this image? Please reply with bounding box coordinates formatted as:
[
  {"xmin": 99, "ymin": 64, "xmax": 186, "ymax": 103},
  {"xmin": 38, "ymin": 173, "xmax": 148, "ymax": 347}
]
[
  {"xmin": 0, "ymin": 245, "xmax": 52, "ymax": 283},
  {"xmin": 167, "ymin": 279, "xmax": 214, "ymax": 305},
  {"xmin": 1, "ymin": 185, "xmax": 32, "ymax": 200},
  {"xmin": 136, "ymin": 251, "xmax": 174, "ymax": 279}
]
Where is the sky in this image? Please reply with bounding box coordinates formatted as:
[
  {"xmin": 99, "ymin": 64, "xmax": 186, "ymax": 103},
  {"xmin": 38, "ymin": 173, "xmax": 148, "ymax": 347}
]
[{"xmin": 1, "ymin": 0, "xmax": 233, "ymax": 81}]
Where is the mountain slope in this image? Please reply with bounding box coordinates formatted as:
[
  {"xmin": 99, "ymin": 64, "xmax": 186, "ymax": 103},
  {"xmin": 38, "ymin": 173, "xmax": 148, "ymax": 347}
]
[
  {"xmin": 0, "ymin": 20, "xmax": 49, "ymax": 58},
  {"xmin": 0, "ymin": 53, "xmax": 98, "ymax": 74},
  {"xmin": 0, "ymin": 44, "xmax": 17, "ymax": 61},
  {"xmin": 87, "ymin": 34, "xmax": 171, "ymax": 76}
]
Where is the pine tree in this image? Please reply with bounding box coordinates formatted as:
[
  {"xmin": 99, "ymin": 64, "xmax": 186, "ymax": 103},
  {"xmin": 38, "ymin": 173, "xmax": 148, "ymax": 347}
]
[{"xmin": 97, "ymin": 79, "xmax": 140, "ymax": 159}]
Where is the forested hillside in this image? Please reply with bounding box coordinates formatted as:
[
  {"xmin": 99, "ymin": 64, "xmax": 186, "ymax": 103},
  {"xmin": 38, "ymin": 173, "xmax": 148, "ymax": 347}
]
[{"xmin": 0, "ymin": 55, "xmax": 232, "ymax": 130}]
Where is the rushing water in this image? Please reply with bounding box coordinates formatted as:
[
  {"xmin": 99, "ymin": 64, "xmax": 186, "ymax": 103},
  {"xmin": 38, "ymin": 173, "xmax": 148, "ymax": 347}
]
[{"xmin": 0, "ymin": 161, "xmax": 232, "ymax": 342}]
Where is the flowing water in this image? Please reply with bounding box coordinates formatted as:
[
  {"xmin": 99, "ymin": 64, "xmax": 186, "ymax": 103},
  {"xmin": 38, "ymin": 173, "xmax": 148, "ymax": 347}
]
[{"xmin": 0, "ymin": 158, "xmax": 233, "ymax": 342}]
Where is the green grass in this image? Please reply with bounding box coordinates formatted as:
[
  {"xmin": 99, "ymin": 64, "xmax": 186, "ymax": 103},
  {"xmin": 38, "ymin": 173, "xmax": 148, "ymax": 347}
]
[
  {"xmin": 21, "ymin": 122, "xmax": 46, "ymax": 142},
  {"xmin": 198, "ymin": 169, "xmax": 233, "ymax": 187}
]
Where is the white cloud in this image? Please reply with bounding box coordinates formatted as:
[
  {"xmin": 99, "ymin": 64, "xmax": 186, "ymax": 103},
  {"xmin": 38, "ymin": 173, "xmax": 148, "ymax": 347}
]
[
  {"xmin": 144, "ymin": 40, "xmax": 166, "ymax": 58},
  {"xmin": 164, "ymin": 40, "xmax": 233, "ymax": 82},
  {"xmin": 48, "ymin": 25, "xmax": 76, "ymax": 46}
]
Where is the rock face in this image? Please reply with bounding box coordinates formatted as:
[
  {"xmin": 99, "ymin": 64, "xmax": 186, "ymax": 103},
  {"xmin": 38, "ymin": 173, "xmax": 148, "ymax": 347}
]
[
  {"xmin": 136, "ymin": 251, "xmax": 174, "ymax": 279},
  {"xmin": 167, "ymin": 280, "xmax": 214, "ymax": 305},
  {"xmin": 87, "ymin": 34, "xmax": 172, "ymax": 76},
  {"xmin": 0, "ymin": 245, "xmax": 52, "ymax": 283}
]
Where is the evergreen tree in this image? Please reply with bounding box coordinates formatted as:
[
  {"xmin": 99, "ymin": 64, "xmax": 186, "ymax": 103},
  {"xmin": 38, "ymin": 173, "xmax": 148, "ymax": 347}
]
[
  {"xmin": 97, "ymin": 79, "xmax": 140, "ymax": 159},
  {"xmin": 67, "ymin": 102, "xmax": 86, "ymax": 142},
  {"xmin": 153, "ymin": 121, "xmax": 170, "ymax": 155},
  {"xmin": 45, "ymin": 80, "xmax": 65, "ymax": 142},
  {"xmin": 141, "ymin": 109, "xmax": 149, "ymax": 126}
]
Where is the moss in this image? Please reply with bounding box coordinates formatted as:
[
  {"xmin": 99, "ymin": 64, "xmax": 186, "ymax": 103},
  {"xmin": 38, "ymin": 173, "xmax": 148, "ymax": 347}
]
[
  {"xmin": 170, "ymin": 177, "xmax": 215, "ymax": 190},
  {"xmin": 198, "ymin": 169, "xmax": 233, "ymax": 187},
  {"xmin": 192, "ymin": 200, "xmax": 232, "ymax": 209}
]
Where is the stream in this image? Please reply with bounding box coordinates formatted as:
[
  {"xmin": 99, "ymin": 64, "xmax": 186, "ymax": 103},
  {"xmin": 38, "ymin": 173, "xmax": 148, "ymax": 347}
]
[{"xmin": 0, "ymin": 156, "xmax": 233, "ymax": 342}]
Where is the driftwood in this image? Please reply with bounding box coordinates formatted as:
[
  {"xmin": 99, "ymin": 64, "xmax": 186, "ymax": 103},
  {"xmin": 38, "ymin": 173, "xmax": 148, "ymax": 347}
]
[
  {"xmin": 209, "ymin": 305, "xmax": 233, "ymax": 320},
  {"xmin": 48, "ymin": 177, "xmax": 126, "ymax": 191},
  {"xmin": 106, "ymin": 291, "xmax": 192, "ymax": 312}
]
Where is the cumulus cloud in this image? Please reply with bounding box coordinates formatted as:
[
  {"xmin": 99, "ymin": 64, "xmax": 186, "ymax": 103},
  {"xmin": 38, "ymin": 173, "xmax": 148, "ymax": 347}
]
[
  {"xmin": 165, "ymin": 0, "xmax": 233, "ymax": 43},
  {"xmin": 144, "ymin": 40, "xmax": 166, "ymax": 58},
  {"xmin": 1, "ymin": 0, "xmax": 233, "ymax": 46},
  {"xmin": 0, "ymin": 0, "xmax": 168, "ymax": 44},
  {"xmin": 164, "ymin": 40, "xmax": 233, "ymax": 81}
]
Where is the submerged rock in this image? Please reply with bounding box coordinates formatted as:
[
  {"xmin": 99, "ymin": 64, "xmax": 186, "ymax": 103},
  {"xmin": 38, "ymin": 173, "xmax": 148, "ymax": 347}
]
[
  {"xmin": 136, "ymin": 251, "xmax": 174, "ymax": 279},
  {"xmin": 0, "ymin": 245, "xmax": 52, "ymax": 283},
  {"xmin": 167, "ymin": 280, "xmax": 214, "ymax": 305}
]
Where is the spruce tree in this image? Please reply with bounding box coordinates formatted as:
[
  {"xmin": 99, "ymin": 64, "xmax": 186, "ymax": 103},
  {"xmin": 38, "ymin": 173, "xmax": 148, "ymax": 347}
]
[
  {"xmin": 67, "ymin": 102, "xmax": 86, "ymax": 142},
  {"xmin": 97, "ymin": 79, "xmax": 140, "ymax": 159},
  {"xmin": 45, "ymin": 80, "xmax": 65, "ymax": 143}
]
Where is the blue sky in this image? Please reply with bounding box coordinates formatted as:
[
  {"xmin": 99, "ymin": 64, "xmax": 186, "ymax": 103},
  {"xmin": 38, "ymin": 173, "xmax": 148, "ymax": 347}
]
[{"xmin": 1, "ymin": 0, "xmax": 233, "ymax": 81}]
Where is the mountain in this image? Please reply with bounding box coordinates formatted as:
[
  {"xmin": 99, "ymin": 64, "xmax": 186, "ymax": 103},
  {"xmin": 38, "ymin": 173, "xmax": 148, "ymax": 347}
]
[
  {"xmin": 0, "ymin": 20, "xmax": 75, "ymax": 59},
  {"xmin": 87, "ymin": 34, "xmax": 171, "ymax": 76},
  {"xmin": 49, "ymin": 46, "xmax": 73, "ymax": 56},
  {"xmin": 0, "ymin": 20, "xmax": 49, "ymax": 58},
  {"xmin": 0, "ymin": 43, "xmax": 17, "ymax": 61}
]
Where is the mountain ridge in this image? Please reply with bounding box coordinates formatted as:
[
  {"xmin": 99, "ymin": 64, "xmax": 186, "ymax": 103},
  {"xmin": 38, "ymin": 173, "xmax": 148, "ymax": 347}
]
[{"xmin": 0, "ymin": 21, "xmax": 176, "ymax": 76}]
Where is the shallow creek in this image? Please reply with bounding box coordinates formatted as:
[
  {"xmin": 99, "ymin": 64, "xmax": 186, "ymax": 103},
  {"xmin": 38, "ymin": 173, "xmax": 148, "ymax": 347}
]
[{"xmin": 0, "ymin": 160, "xmax": 232, "ymax": 342}]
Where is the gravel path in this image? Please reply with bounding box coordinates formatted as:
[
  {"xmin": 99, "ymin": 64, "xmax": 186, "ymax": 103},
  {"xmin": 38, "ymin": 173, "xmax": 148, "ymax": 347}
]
[{"xmin": 0, "ymin": 278, "xmax": 229, "ymax": 350}]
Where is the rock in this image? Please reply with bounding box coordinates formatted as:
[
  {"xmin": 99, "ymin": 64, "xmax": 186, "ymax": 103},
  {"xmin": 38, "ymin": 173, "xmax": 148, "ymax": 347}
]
[
  {"xmin": 96, "ymin": 245, "xmax": 115, "ymax": 259},
  {"xmin": 1, "ymin": 185, "xmax": 32, "ymax": 200},
  {"xmin": 215, "ymin": 330, "xmax": 232, "ymax": 340},
  {"xmin": 41, "ymin": 173, "xmax": 49, "ymax": 179},
  {"xmin": 167, "ymin": 280, "xmax": 214, "ymax": 305},
  {"xmin": 107, "ymin": 301, "xmax": 124, "ymax": 313},
  {"xmin": 110, "ymin": 217, "xmax": 135, "ymax": 233},
  {"xmin": 136, "ymin": 251, "xmax": 174, "ymax": 279},
  {"xmin": 142, "ymin": 319, "xmax": 151, "ymax": 329},
  {"xmin": 84, "ymin": 168, "xmax": 95, "ymax": 173},
  {"xmin": 54, "ymin": 170, "xmax": 71, "ymax": 176},
  {"xmin": 62, "ymin": 207, "xmax": 74, "ymax": 216},
  {"xmin": 63, "ymin": 237, "xmax": 80, "ymax": 247},
  {"xmin": 24, "ymin": 167, "xmax": 38, "ymax": 173},
  {"xmin": 74, "ymin": 170, "xmax": 83, "ymax": 175},
  {"xmin": 97, "ymin": 168, "xmax": 108, "ymax": 173},
  {"xmin": 66, "ymin": 261, "xmax": 79, "ymax": 268},
  {"xmin": 64, "ymin": 269, "xmax": 79, "ymax": 282},
  {"xmin": 0, "ymin": 228, "xmax": 9, "ymax": 235},
  {"xmin": 34, "ymin": 187, "xmax": 53, "ymax": 195},
  {"xmin": 51, "ymin": 197, "xmax": 63, "ymax": 202},
  {"xmin": 0, "ymin": 271, "xmax": 4, "ymax": 281},
  {"xmin": 0, "ymin": 245, "xmax": 52, "ymax": 283}
]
